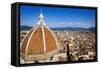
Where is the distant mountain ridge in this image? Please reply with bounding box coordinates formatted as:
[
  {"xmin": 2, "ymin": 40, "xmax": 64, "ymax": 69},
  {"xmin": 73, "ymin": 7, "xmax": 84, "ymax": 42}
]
[
  {"xmin": 50, "ymin": 27, "xmax": 95, "ymax": 31},
  {"xmin": 20, "ymin": 25, "xmax": 95, "ymax": 32},
  {"xmin": 20, "ymin": 26, "xmax": 32, "ymax": 30}
]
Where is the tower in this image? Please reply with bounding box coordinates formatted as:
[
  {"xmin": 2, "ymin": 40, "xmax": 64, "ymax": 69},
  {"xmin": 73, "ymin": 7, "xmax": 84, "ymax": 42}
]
[{"xmin": 20, "ymin": 10, "xmax": 59, "ymax": 62}]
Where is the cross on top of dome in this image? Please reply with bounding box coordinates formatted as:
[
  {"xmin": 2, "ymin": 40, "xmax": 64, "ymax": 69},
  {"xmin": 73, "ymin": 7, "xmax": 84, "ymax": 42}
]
[
  {"xmin": 39, "ymin": 9, "xmax": 44, "ymax": 19},
  {"xmin": 37, "ymin": 9, "xmax": 46, "ymax": 26}
]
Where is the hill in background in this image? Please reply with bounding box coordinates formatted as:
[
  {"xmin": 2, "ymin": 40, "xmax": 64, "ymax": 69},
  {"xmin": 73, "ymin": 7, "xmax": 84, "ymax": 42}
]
[{"xmin": 20, "ymin": 25, "xmax": 95, "ymax": 32}]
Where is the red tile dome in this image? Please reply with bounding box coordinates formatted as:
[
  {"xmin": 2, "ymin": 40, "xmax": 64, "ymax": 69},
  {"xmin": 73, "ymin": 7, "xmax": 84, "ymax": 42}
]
[{"xmin": 20, "ymin": 12, "xmax": 58, "ymax": 62}]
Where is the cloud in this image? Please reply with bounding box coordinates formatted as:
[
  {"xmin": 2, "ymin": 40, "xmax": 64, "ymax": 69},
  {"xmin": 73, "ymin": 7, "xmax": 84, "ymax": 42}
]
[
  {"xmin": 59, "ymin": 22, "xmax": 67, "ymax": 25},
  {"xmin": 46, "ymin": 22, "xmax": 93, "ymax": 28},
  {"xmin": 68, "ymin": 22, "xmax": 81, "ymax": 25}
]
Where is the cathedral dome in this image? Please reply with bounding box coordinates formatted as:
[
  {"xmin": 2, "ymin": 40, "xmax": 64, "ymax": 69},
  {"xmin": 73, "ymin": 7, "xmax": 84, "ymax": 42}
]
[{"xmin": 20, "ymin": 11, "xmax": 58, "ymax": 62}]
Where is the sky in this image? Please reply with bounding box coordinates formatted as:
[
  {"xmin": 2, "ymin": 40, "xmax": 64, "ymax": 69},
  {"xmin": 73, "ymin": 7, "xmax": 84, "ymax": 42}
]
[{"xmin": 20, "ymin": 5, "xmax": 96, "ymax": 28}]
